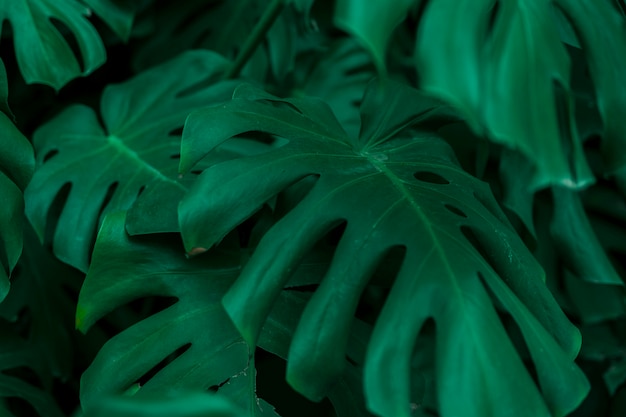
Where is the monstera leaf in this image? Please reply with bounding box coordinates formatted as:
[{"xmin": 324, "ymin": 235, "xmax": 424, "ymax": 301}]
[
  {"xmin": 0, "ymin": 0, "xmax": 107, "ymax": 90},
  {"xmin": 0, "ymin": 62, "xmax": 34, "ymax": 302},
  {"xmin": 178, "ymin": 80, "xmax": 589, "ymax": 417},
  {"xmin": 24, "ymin": 50, "xmax": 239, "ymax": 272},
  {"xmin": 77, "ymin": 212, "xmax": 370, "ymax": 417}
]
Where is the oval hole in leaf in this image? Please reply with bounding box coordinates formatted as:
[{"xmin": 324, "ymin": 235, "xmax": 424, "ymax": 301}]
[
  {"xmin": 487, "ymin": 1, "xmax": 501, "ymax": 40},
  {"xmin": 413, "ymin": 171, "xmax": 450, "ymax": 185},
  {"xmin": 135, "ymin": 343, "xmax": 192, "ymax": 387},
  {"xmin": 44, "ymin": 183, "xmax": 72, "ymax": 248},
  {"xmin": 50, "ymin": 18, "xmax": 84, "ymax": 72},
  {"xmin": 444, "ymin": 204, "xmax": 468, "ymax": 218},
  {"xmin": 168, "ymin": 126, "xmax": 184, "ymax": 137},
  {"xmin": 43, "ymin": 149, "xmax": 59, "ymax": 163}
]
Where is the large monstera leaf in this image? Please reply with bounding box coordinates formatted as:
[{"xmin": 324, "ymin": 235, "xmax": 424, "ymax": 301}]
[
  {"xmin": 0, "ymin": 0, "xmax": 129, "ymax": 90},
  {"xmin": 178, "ymin": 81, "xmax": 589, "ymax": 417},
  {"xmin": 0, "ymin": 61, "xmax": 33, "ymax": 303},
  {"xmin": 77, "ymin": 212, "xmax": 371, "ymax": 417},
  {"xmin": 24, "ymin": 50, "xmax": 238, "ymax": 272}
]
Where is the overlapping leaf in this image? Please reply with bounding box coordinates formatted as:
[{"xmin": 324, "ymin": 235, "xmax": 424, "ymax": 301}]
[
  {"xmin": 179, "ymin": 80, "xmax": 588, "ymax": 417},
  {"xmin": 132, "ymin": 0, "xmax": 293, "ymax": 79},
  {"xmin": 76, "ymin": 211, "xmax": 370, "ymax": 417},
  {"xmin": 0, "ymin": 61, "xmax": 33, "ymax": 303},
  {"xmin": 0, "ymin": 322, "xmax": 65, "ymax": 417},
  {"xmin": 0, "ymin": 0, "xmax": 106, "ymax": 90},
  {"xmin": 289, "ymin": 38, "xmax": 376, "ymax": 138},
  {"xmin": 0, "ymin": 223, "xmax": 84, "ymax": 378},
  {"xmin": 82, "ymin": 0, "xmax": 137, "ymax": 41},
  {"xmin": 24, "ymin": 50, "xmax": 238, "ymax": 272},
  {"xmin": 416, "ymin": 0, "xmax": 626, "ymax": 188}
]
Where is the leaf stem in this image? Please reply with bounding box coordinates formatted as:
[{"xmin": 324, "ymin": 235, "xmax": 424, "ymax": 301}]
[{"xmin": 225, "ymin": 0, "xmax": 286, "ymax": 79}]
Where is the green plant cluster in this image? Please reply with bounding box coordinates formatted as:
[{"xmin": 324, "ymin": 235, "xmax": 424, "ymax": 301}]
[{"xmin": 1, "ymin": 0, "xmax": 626, "ymax": 416}]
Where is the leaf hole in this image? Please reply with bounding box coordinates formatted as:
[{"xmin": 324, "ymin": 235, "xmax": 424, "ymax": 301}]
[
  {"xmin": 44, "ymin": 183, "xmax": 72, "ymax": 249},
  {"xmin": 42, "ymin": 149, "xmax": 59, "ymax": 163},
  {"xmin": 208, "ymin": 377, "xmax": 230, "ymax": 393},
  {"xmin": 552, "ymin": 80, "xmax": 578, "ymax": 181},
  {"xmin": 135, "ymin": 343, "xmax": 192, "ymax": 387},
  {"xmin": 49, "ymin": 18, "xmax": 85, "ymax": 73},
  {"xmin": 444, "ymin": 204, "xmax": 467, "ymax": 218},
  {"xmin": 413, "ymin": 171, "xmax": 450, "ymax": 185},
  {"xmin": 284, "ymin": 284, "xmax": 320, "ymax": 293},
  {"xmin": 486, "ymin": 1, "xmax": 501, "ymax": 40},
  {"xmin": 168, "ymin": 126, "xmax": 184, "ymax": 137}
]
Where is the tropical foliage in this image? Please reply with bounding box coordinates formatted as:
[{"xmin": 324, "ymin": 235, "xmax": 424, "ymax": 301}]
[{"xmin": 1, "ymin": 1, "xmax": 626, "ymax": 416}]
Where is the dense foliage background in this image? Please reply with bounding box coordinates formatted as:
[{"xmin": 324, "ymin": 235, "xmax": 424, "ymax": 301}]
[{"xmin": 1, "ymin": 0, "xmax": 626, "ymax": 416}]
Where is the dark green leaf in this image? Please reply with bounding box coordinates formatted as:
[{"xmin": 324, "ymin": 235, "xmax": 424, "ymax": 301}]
[
  {"xmin": 77, "ymin": 211, "xmax": 365, "ymax": 416},
  {"xmin": 179, "ymin": 81, "xmax": 588, "ymax": 417},
  {"xmin": 415, "ymin": 0, "xmax": 614, "ymax": 189},
  {"xmin": 550, "ymin": 186, "xmax": 623, "ymax": 285},
  {"xmin": 0, "ymin": 110, "xmax": 33, "ymax": 302},
  {"xmin": 0, "ymin": 322, "xmax": 65, "ymax": 417},
  {"xmin": 556, "ymin": 0, "xmax": 626, "ymax": 175},
  {"xmin": 24, "ymin": 50, "xmax": 237, "ymax": 272},
  {"xmin": 0, "ymin": 222, "xmax": 83, "ymax": 378},
  {"xmin": 0, "ymin": 0, "xmax": 106, "ymax": 90}
]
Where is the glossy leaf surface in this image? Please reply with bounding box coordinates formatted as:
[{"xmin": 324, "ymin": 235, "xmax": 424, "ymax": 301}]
[{"xmin": 179, "ymin": 81, "xmax": 588, "ymax": 417}]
